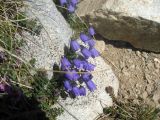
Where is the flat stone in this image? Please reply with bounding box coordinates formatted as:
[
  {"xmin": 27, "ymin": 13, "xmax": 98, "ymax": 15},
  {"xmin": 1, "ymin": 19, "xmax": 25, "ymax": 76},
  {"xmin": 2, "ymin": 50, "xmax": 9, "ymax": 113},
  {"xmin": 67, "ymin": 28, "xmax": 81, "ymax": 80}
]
[{"xmin": 76, "ymin": 0, "xmax": 160, "ymax": 52}]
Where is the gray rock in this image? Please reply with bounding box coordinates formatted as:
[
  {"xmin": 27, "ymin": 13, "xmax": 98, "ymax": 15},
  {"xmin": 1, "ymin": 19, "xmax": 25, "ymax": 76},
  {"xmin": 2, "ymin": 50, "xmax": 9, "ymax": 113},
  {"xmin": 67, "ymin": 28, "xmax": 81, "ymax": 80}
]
[
  {"xmin": 76, "ymin": 0, "xmax": 160, "ymax": 52},
  {"xmin": 21, "ymin": 0, "xmax": 72, "ymax": 78}
]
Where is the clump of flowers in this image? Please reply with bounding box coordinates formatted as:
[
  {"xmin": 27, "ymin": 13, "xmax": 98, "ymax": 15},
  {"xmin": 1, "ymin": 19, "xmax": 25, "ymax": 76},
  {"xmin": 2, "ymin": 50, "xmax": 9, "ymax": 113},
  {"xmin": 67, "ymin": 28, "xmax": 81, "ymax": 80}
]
[
  {"xmin": 59, "ymin": 0, "xmax": 79, "ymax": 13},
  {"xmin": 61, "ymin": 27, "xmax": 100, "ymax": 97}
]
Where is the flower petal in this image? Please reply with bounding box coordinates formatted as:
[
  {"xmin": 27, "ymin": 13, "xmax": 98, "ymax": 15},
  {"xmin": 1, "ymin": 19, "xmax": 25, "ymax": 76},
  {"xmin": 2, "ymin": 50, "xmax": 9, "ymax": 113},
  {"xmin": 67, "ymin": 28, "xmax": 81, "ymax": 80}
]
[
  {"xmin": 90, "ymin": 48, "xmax": 100, "ymax": 58},
  {"xmin": 64, "ymin": 80, "xmax": 72, "ymax": 92},
  {"xmin": 79, "ymin": 86, "xmax": 86, "ymax": 96},
  {"xmin": 88, "ymin": 27, "xmax": 95, "ymax": 36},
  {"xmin": 80, "ymin": 33, "xmax": 90, "ymax": 42},
  {"xmin": 81, "ymin": 48, "xmax": 91, "ymax": 59},
  {"xmin": 86, "ymin": 80, "xmax": 96, "ymax": 92},
  {"xmin": 70, "ymin": 40, "xmax": 80, "ymax": 51}
]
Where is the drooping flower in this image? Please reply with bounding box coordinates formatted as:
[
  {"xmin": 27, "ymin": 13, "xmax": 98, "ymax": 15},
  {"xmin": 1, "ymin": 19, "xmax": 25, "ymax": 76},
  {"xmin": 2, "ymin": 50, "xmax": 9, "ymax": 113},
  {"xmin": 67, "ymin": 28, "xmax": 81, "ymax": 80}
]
[
  {"xmin": 90, "ymin": 48, "xmax": 100, "ymax": 58},
  {"xmin": 86, "ymin": 39, "xmax": 95, "ymax": 47},
  {"xmin": 73, "ymin": 59, "xmax": 83, "ymax": 69},
  {"xmin": 59, "ymin": 0, "xmax": 67, "ymax": 6},
  {"xmin": 72, "ymin": 86, "xmax": 79, "ymax": 96},
  {"xmin": 80, "ymin": 33, "xmax": 90, "ymax": 42},
  {"xmin": 79, "ymin": 86, "xmax": 86, "ymax": 96},
  {"xmin": 83, "ymin": 61, "xmax": 95, "ymax": 71},
  {"xmin": 71, "ymin": 0, "xmax": 78, "ymax": 6},
  {"xmin": 64, "ymin": 80, "xmax": 72, "ymax": 92},
  {"xmin": 70, "ymin": 40, "xmax": 80, "ymax": 51},
  {"xmin": 0, "ymin": 84, "xmax": 5, "ymax": 92},
  {"xmin": 82, "ymin": 73, "xmax": 92, "ymax": 82},
  {"xmin": 81, "ymin": 48, "xmax": 91, "ymax": 59},
  {"xmin": 67, "ymin": 4, "xmax": 75, "ymax": 13},
  {"xmin": 61, "ymin": 57, "xmax": 71, "ymax": 70},
  {"xmin": 86, "ymin": 80, "xmax": 96, "ymax": 92},
  {"xmin": 64, "ymin": 70, "xmax": 80, "ymax": 80},
  {"xmin": 0, "ymin": 83, "xmax": 12, "ymax": 94},
  {"xmin": 88, "ymin": 27, "xmax": 95, "ymax": 36}
]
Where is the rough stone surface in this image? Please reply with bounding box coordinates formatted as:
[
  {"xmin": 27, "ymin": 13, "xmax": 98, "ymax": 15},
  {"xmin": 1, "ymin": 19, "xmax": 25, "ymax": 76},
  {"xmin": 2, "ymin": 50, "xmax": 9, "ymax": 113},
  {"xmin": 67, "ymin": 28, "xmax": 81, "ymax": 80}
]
[
  {"xmin": 20, "ymin": 1, "xmax": 119, "ymax": 120},
  {"xmin": 57, "ymin": 57, "xmax": 119, "ymax": 120},
  {"xmin": 21, "ymin": 0, "xmax": 72, "ymax": 78},
  {"xmin": 95, "ymin": 40, "xmax": 106, "ymax": 54},
  {"xmin": 76, "ymin": 0, "xmax": 160, "ymax": 52},
  {"xmin": 102, "ymin": 40, "xmax": 160, "ymax": 107}
]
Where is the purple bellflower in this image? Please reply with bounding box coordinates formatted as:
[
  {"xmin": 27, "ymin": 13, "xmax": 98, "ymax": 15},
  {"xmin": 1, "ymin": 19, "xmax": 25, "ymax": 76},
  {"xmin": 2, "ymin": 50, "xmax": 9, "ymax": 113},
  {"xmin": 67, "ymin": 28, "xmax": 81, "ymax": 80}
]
[
  {"xmin": 83, "ymin": 61, "xmax": 95, "ymax": 71},
  {"xmin": 59, "ymin": 0, "xmax": 67, "ymax": 6},
  {"xmin": 64, "ymin": 70, "xmax": 80, "ymax": 80},
  {"xmin": 71, "ymin": 0, "xmax": 78, "ymax": 6},
  {"xmin": 0, "ymin": 83, "xmax": 12, "ymax": 94},
  {"xmin": 81, "ymin": 48, "xmax": 91, "ymax": 59},
  {"xmin": 64, "ymin": 80, "xmax": 72, "ymax": 92},
  {"xmin": 72, "ymin": 86, "xmax": 79, "ymax": 96},
  {"xmin": 80, "ymin": 33, "xmax": 90, "ymax": 42},
  {"xmin": 79, "ymin": 86, "xmax": 86, "ymax": 96},
  {"xmin": 86, "ymin": 80, "xmax": 96, "ymax": 92},
  {"xmin": 88, "ymin": 27, "xmax": 95, "ymax": 36},
  {"xmin": 82, "ymin": 73, "xmax": 92, "ymax": 82},
  {"xmin": 0, "ymin": 84, "xmax": 5, "ymax": 92},
  {"xmin": 86, "ymin": 39, "xmax": 95, "ymax": 47},
  {"xmin": 70, "ymin": 40, "xmax": 80, "ymax": 51},
  {"xmin": 67, "ymin": 4, "xmax": 75, "ymax": 13},
  {"xmin": 90, "ymin": 48, "xmax": 100, "ymax": 58},
  {"xmin": 61, "ymin": 57, "xmax": 71, "ymax": 70},
  {"xmin": 73, "ymin": 59, "xmax": 83, "ymax": 69}
]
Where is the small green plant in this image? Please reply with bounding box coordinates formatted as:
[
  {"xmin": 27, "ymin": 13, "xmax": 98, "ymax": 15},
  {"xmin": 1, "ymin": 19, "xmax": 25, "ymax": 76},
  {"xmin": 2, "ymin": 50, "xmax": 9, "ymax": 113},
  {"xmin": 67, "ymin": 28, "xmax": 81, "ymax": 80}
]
[
  {"xmin": 0, "ymin": 1, "xmax": 62, "ymax": 120},
  {"xmin": 103, "ymin": 101, "xmax": 160, "ymax": 120},
  {"xmin": 103, "ymin": 87, "xmax": 160, "ymax": 120}
]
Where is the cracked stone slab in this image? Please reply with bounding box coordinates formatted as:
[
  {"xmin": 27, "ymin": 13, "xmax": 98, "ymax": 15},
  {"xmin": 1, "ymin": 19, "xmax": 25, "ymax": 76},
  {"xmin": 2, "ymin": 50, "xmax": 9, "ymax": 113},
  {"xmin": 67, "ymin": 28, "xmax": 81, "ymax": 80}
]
[{"xmin": 76, "ymin": 0, "xmax": 160, "ymax": 52}]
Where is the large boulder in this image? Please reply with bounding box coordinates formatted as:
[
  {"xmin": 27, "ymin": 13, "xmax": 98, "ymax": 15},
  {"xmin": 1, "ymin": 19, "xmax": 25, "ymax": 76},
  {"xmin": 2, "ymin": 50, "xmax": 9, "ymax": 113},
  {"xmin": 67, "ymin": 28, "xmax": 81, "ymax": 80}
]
[
  {"xmin": 22, "ymin": 0, "xmax": 72, "ymax": 78},
  {"xmin": 22, "ymin": 0, "xmax": 119, "ymax": 120},
  {"xmin": 76, "ymin": 0, "xmax": 160, "ymax": 52}
]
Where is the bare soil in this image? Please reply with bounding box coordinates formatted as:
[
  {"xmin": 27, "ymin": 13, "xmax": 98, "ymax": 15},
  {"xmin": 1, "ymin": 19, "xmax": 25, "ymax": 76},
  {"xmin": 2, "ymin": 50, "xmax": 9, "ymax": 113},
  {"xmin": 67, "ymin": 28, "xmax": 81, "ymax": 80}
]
[{"xmin": 102, "ymin": 40, "xmax": 160, "ymax": 107}]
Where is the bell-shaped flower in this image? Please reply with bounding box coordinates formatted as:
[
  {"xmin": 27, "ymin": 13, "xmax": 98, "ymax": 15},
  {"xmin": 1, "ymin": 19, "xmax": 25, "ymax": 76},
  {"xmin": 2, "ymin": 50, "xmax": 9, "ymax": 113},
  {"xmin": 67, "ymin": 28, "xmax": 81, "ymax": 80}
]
[
  {"xmin": 88, "ymin": 27, "xmax": 95, "ymax": 36},
  {"xmin": 0, "ymin": 84, "xmax": 5, "ymax": 92},
  {"xmin": 64, "ymin": 80, "xmax": 72, "ymax": 92},
  {"xmin": 83, "ymin": 61, "xmax": 95, "ymax": 71},
  {"xmin": 86, "ymin": 39, "xmax": 95, "ymax": 47},
  {"xmin": 0, "ymin": 83, "xmax": 11, "ymax": 94},
  {"xmin": 90, "ymin": 48, "xmax": 100, "ymax": 58},
  {"xmin": 73, "ymin": 59, "xmax": 83, "ymax": 69},
  {"xmin": 67, "ymin": 4, "xmax": 75, "ymax": 13},
  {"xmin": 80, "ymin": 33, "xmax": 90, "ymax": 42},
  {"xmin": 59, "ymin": 0, "xmax": 67, "ymax": 6},
  {"xmin": 71, "ymin": 0, "xmax": 78, "ymax": 6},
  {"xmin": 79, "ymin": 86, "xmax": 86, "ymax": 96},
  {"xmin": 70, "ymin": 40, "xmax": 80, "ymax": 51},
  {"xmin": 86, "ymin": 80, "xmax": 96, "ymax": 92},
  {"xmin": 61, "ymin": 57, "xmax": 71, "ymax": 70},
  {"xmin": 81, "ymin": 48, "xmax": 91, "ymax": 59},
  {"xmin": 72, "ymin": 86, "xmax": 79, "ymax": 96},
  {"xmin": 64, "ymin": 70, "xmax": 80, "ymax": 80},
  {"xmin": 82, "ymin": 73, "xmax": 92, "ymax": 82}
]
